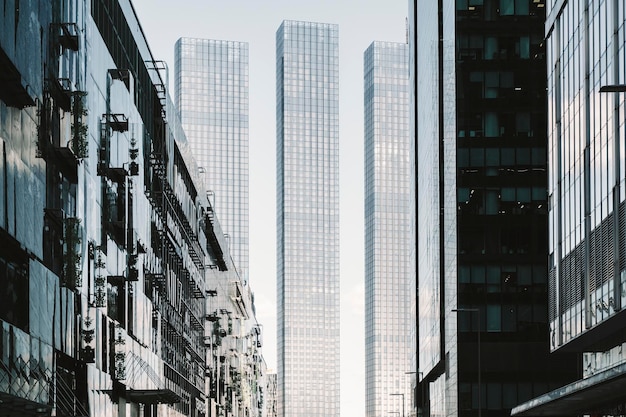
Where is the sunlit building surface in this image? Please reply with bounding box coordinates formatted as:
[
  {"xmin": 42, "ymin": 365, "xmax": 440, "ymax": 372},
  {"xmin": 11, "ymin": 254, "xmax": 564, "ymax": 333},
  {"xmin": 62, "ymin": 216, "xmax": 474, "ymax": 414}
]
[
  {"xmin": 364, "ymin": 41, "xmax": 412, "ymax": 417},
  {"xmin": 0, "ymin": 1, "xmax": 265, "ymax": 416},
  {"xmin": 266, "ymin": 372, "xmax": 278, "ymax": 417},
  {"xmin": 205, "ymin": 256, "xmax": 267, "ymax": 417},
  {"xmin": 407, "ymin": 2, "xmax": 418, "ymax": 416},
  {"xmin": 175, "ymin": 38, "xmax": 250, "ymax": 283},
  {"xmin": 414, "ymin": 1, "xmax": 578, "ymax": 417},
  {"xmin": 276, "ymin": 19, "xmax": 340, "ymax": 417},
  {"xmin": 513, "ymin": 2, "xmax": 626, "ymax": 416}
]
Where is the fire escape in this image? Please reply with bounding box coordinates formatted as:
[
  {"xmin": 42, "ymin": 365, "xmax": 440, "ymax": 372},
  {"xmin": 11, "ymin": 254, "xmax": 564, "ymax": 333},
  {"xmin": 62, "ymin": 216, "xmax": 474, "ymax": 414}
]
[{"xmin": 143, "ymin": 64, "xmax": 207, "ymax": 416}]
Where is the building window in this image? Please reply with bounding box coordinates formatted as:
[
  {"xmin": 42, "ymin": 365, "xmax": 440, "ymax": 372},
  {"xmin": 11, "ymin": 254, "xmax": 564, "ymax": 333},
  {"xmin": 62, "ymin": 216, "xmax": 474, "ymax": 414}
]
[
  {"xmin": 499, "ymin": 0, "xmax": 529, "ymax": 16},
  {"xmin": 0, "ymin": 243, "xmax": 29, "ymax": 331}
]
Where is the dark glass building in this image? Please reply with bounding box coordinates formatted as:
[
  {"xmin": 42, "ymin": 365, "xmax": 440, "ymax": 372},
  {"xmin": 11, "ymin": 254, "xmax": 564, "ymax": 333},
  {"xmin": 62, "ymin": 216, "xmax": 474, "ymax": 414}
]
[{"xmin": 413, "ymin": 1, "xmax": 579, "ymax": 416}]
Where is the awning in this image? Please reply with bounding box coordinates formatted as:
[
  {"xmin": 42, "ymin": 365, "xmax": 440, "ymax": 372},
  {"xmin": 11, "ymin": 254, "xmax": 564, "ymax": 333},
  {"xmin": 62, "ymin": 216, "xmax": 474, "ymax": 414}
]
[
  {"xmin": 103, "ymin": 388, "xmax": 181, "ymax": 405},
  {"xmin": 125, "ymin": 389, "xmax": 181, "ymax": 404},
  {"xmin": 511, "ymin": 362, "xmax": 626, "ymax": 416}
]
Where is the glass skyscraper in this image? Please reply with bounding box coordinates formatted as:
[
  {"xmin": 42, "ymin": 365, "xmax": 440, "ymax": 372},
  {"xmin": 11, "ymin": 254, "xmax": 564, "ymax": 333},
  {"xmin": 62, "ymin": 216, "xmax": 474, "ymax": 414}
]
[
  {"xmin": 407, "ymin": 3, "xmax": 418, "ymax": 417},
  {"xmin": 175, "ymin": 38, "xmax": 250, "ymax": 282},
  {"xmin": 276, "ymin": 20, "xmax": 340, "ymax": 417},
  {"xmin": 364, "ymin": 41, "xmax": 411, "ymax": 417},
  {"xmin": 414, "ymin": 2, "xmax": 578, "ymax": 417}
]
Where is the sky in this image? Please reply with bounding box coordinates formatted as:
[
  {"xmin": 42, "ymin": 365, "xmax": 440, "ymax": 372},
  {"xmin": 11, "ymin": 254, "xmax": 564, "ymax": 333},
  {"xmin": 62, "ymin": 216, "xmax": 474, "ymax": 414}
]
[{"xmin": 129, "ymin": 1, "xmax": 408, "ymax": 416}]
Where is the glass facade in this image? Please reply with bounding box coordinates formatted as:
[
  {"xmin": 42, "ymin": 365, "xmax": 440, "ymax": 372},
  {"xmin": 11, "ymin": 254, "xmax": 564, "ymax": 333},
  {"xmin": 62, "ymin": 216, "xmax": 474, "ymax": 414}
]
[
  {"xmin": 415, "ymin": 0, "xmax": 458, "ymax": 415},
  {"xmin": 364, "ymin": 41, "xmax": 411, "ymax": 417},
  {"xmin": 175, "ymin": 38, "xmax": 250, "ymax": 283},
  {"xmin": 0, "ymin": 1, "xmax": 267, "ymax": 417},
  {"xmin": 407, "ymin": 3, "xmax": 418, "ymax": 417},
  {"xmin": 543, "ymin": 0, "xmax": 626, "ymax": 410},
  {"xmin": 276, "ymin": 20, "xmax": 340, "ymax": 417},
  {"xmin": 508, "ymin": 3, "xmax": 626, "ymax": 416},
  {"xmin": 415, "ymin": 1, "xmax": 579, "ymax": 417},
  {"xmin": 547, "ymin": 0, "xmax": 626, "ymax": 353},
  {"xmin": 0, "ymin": 0, "xmax": 209, "ymax": 414}
]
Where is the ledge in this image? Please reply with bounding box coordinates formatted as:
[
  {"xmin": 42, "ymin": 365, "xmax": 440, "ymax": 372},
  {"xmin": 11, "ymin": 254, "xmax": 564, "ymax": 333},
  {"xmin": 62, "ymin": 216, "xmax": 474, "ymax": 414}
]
[{"xmin": 511, "ymin": 362, "xmax": 626, "ymax": 416}]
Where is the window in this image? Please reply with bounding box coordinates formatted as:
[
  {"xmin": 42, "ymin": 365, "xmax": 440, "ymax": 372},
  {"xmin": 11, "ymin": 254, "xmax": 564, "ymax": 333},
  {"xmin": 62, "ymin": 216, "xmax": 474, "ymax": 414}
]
[
  {"xmin": 500, "ymin": 0, "xmax": 529, "ymax": 16},
  {"xmin": 0, "ymin": 243, "xmax": 29, "ymax": 331},
  {"xmin": 487, "ymin": 305, "xmax": 502, "ymax": 331},
  {"xmin": 500, "ymin": 0, "xmax": 515, "ymax": 15}
]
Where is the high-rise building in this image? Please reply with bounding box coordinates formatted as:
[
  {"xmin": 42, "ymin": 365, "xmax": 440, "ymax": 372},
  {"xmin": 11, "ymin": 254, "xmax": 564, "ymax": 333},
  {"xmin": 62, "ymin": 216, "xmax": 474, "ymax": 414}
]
[
  {"xmin": 512, "ymin": 2, "xmax": 626, "ymax": 416},
  {"xmin": 413, "ymin": 2, "xmax": 578, "ymax": 417},
  {"xmin": 276, "ymin": 20, "xmax": 340, "ymax": 417},
  {"xmin": 175, "ymin": 38, "xmax": 250, "ymax": 282},
  {"xmin": 364, "ymin": 41, "xmax": 412, "ymax": 417},
  {"xmin": 407, "ymin": 3, "xmax": 418, "ymax": 417}
]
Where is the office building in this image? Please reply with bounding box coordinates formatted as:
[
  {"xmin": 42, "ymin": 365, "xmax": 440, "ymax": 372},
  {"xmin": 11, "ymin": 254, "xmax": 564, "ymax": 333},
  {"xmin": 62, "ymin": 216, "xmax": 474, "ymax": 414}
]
[
  {"xmin": 276, "ymin": 20, "xmax": 340, "ymax": 417},
  {"xmin": 364, "ymin": 41, "xmax": 412, "ymax": 417},
  {"xmin": 407, "ymin": 2, "xmax": 418, "ymax": 416},
  {"xmin": 175, "ymin": 38, "xmax": 250, "ymax": 283},
  {"xmin": 413, "ymin": 2, "xmax": 578, "ymax": 417},
  {"xmin": 512, "ymin": 2, "xmax": 626, "ymax": 416},
  {"xmin": 0, "ymin": 1, "xmax": 266, "ymax": 416}
]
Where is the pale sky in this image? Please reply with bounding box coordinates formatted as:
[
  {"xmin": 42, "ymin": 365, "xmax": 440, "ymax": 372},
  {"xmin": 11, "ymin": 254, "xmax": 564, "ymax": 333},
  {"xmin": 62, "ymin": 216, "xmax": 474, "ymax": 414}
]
[{"xmin": 130, "ymin": 1, "xmax": 408, "ymax": 416}]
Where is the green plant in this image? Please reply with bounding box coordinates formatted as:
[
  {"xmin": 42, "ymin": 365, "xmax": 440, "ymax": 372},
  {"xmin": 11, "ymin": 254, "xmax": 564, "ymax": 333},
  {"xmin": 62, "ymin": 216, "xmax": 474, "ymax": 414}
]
[
  {"xmin": 35, "ymin": 103, "xmax": 45, "ymax": 158},
  {"xmin": 93, "ymin": 247, "xmax": 107, "ymax": 307},
  {"xmin": 71, "ymin": 91, "xmax": 88, "ymax": 158},
  {"xmin": 63, "ymin": 217, "xmax": 82, "ymax": 290}
]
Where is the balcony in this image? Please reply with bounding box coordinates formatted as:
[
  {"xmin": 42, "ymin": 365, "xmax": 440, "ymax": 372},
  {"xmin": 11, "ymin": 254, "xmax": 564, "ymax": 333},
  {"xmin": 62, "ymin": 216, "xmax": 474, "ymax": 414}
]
[
  {"xmin": 104, "ymin": 113, "xmax": 129, "ymax": 133},
  {"xmin": 56, "ymin": 23, "xmax": 79, "ymax": 51},
  {"xmin": 48, "ymin": 77, "xmax": 73, "ymax": 111}
]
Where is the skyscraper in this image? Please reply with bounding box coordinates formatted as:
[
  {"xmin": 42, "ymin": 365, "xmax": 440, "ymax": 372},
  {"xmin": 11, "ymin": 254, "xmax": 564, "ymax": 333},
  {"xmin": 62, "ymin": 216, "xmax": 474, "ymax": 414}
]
[
  {"xmin": 364, "ymin": 41, "xmax": 411, "ymax": 417},
  {"xmin": 276, "ymin": 20, "xmax": 340, "ymax": 417},
  {"xmin": 407, "ymin": 3, "xmax": 418, "ymax": 417},
  {"xmin": 175, "ymin": 38, "xmax": 250, "ymax": 282},
  {"xmin": 414, "ymin": 2, "xmax": 578, "ymax": 417},
  {"xmin": 512, "ymin": 2, "xmax": 626, "ymax": 416}
]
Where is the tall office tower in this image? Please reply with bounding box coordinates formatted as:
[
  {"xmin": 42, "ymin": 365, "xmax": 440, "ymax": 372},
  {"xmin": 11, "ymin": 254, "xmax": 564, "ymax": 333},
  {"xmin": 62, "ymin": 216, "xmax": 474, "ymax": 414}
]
[
  {"xmin": 413, "ymin": 2, "xmax": 578, "ymax": 417},
  {"xmin": 407, "ymin": 3, "xmax": 418, "ymax": 417},
  {"xmin": 364, "ymin": 41, "xmax": 411, "ymax": 417},
  {"xmin": 512, "ymin": 2, "xmax": 626, "ymax": 416},
  {"xmin": 276, "ymin": 20, "xmax": 340, "ymax": 417},
  {"xmin": 175, "ymin": 38, "xmax": 250, "ymax": 282}
]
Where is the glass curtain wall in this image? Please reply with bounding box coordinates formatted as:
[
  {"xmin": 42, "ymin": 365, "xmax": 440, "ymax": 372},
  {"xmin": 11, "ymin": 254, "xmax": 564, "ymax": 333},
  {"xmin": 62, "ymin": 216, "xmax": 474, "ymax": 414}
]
[
  {"xmin": 416, "ymin": 1, "xmax": 579, "ymax": 417},
  {"xmin": 364, "ymin": 41, "xmax": 411, "ymax": 417},
  {"xmin": 276, "ymin": 20, "xmax": 340, "ymax": 417},
  {"xmin": 176, "ymin": 38, "xmax": 250, "ymax": 283}
]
